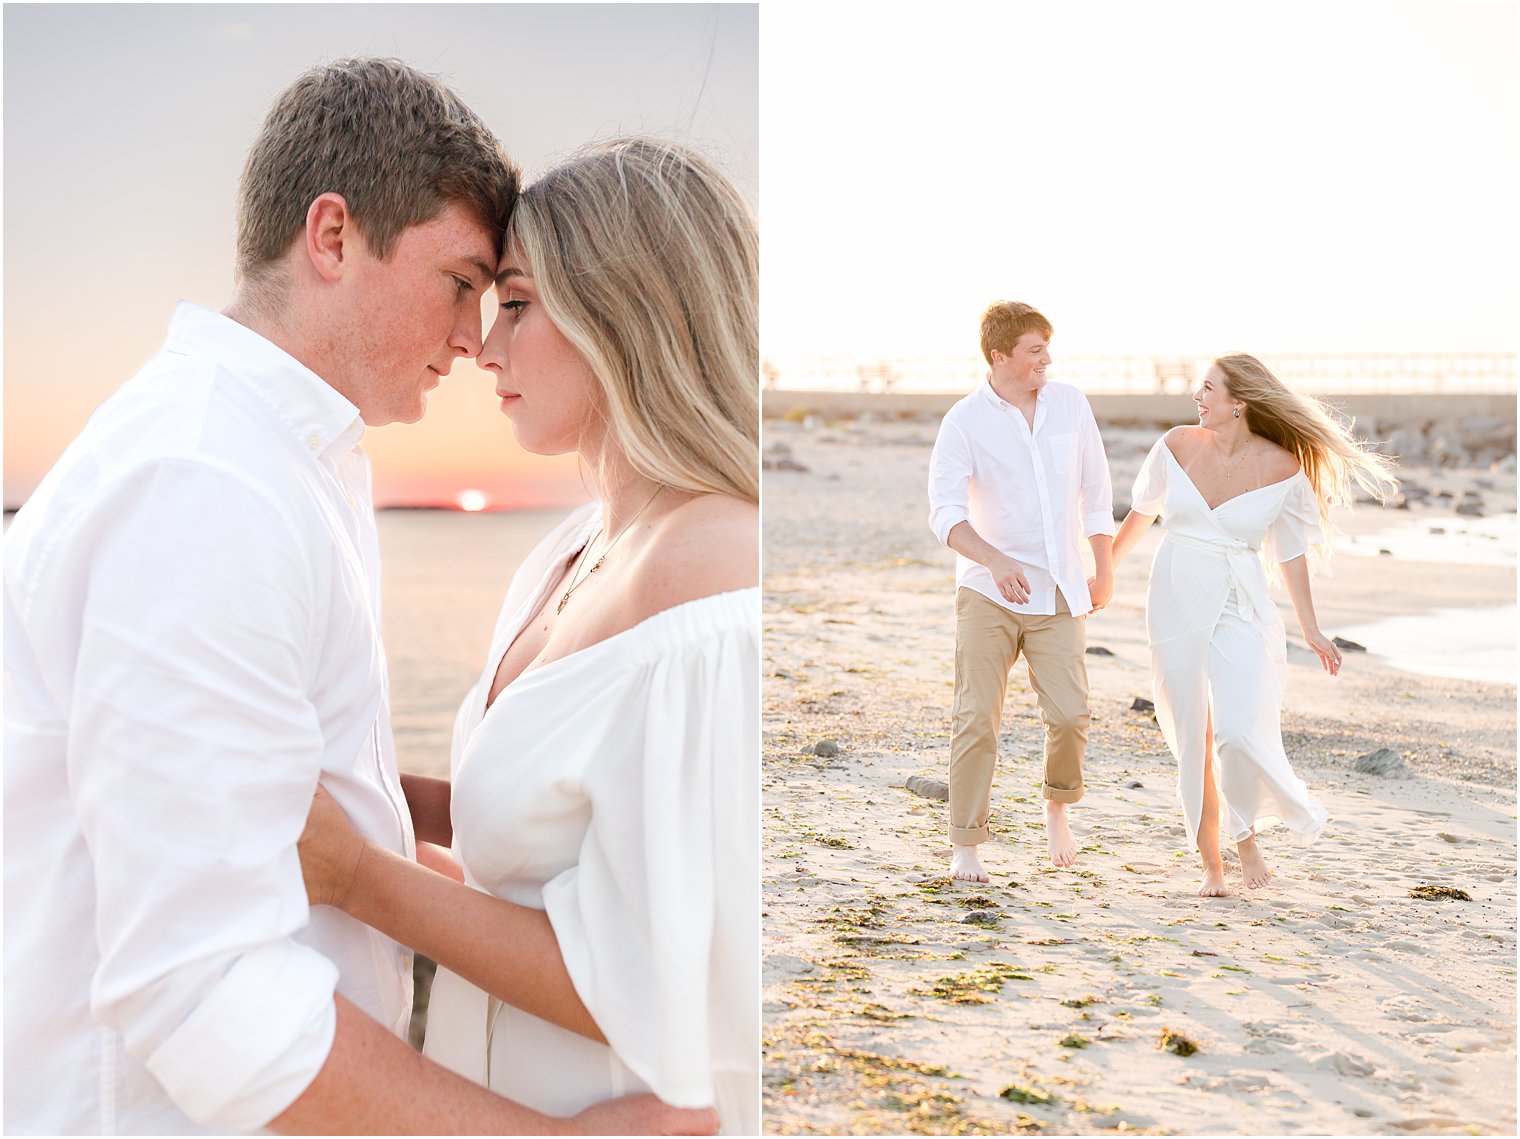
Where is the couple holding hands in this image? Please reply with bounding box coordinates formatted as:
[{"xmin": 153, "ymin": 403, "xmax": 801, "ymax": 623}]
[{"xmin": 928, "ymin": 301, "xmax": 1395, "ymax": 895}]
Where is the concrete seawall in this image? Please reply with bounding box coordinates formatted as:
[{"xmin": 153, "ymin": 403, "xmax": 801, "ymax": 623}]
[{"xmin": 762, "ymin": 389, "xmax": 1517, "ymax": 426}]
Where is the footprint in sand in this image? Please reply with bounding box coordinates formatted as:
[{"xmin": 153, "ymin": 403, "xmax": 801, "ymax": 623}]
[
  {"xmin": 1310, "ymin": 1050, "xmax": 1377, "ymax": 1078},
  {"xmin": 1227, "ymin": 1073, "xmax": 1274, "ymax": 1092},
  {"xmin": 1380, "ymin": 995, "xmax": 1434, "ymax": 1022},
  {"xmin": 1241, "ymin": 1021, "xmax": 1297, "ymax": 1054},
  {"xmin": 1436, "ymin": 832, "xmax": 1476, "ymax": 845},
  {"xmin": 1451, "ymin": 1030, "xmax": 1516, "ymax": 1054}
]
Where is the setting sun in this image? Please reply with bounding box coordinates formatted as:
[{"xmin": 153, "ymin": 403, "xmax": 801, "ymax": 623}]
[{"xmin": 458, "ymin": 489, "xmax": 489, "ymax": 513}]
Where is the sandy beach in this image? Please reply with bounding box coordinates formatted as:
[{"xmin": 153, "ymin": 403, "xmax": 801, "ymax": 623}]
[{"xmin": 761, "ymin": 413, "xmax": 1517, "ymax": 1135}]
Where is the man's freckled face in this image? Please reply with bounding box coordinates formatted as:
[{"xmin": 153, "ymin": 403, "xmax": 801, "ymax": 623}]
[
  {"xmin": 343, "ymin": 202, "xmax": 498, "ymax": 425},
  {"xmin": 996, "ymin": 330, "xmax": 1051, "ymax": 392}
]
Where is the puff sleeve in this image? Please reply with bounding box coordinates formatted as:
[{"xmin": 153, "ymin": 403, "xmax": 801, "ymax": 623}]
[
  {"xmin": 1266, "ymin": 474, "xmax": 1325, "ymax": 564},
  {"xmin": 1130, "ymin": 437, "xmax": 1171, "ymax": 516},
  {"xmin": 539, "ymin": 592, "xmax": 759, "ymax": 1133}
]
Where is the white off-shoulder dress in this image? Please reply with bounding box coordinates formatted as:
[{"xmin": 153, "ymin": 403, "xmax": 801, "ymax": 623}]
[
  {"xmin": 422, "ymin": 504, "xmax": 759, "ymax": 1135},
  {"xmin": 1132, "ymin": 439, "xmax": 1329, "ymax": 850}
]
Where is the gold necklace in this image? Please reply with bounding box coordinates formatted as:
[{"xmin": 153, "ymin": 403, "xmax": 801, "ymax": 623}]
[
  {"xmin": 1217, "ymin": 437, "xmax": 1255, "ymax": 481},
  {"xmin": 557, "ymin": 486, "xmax": 664, "ymax": 614}
]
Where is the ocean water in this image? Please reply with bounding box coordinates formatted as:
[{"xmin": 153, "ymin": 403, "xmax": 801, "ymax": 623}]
[
  {"xmin": 378, "ymin": 507, "xmax": 583, "ymax": 779},
  {"xmin": 1332, "ymin": 605, "xmax": 1517, "ymax": 685},
  {"xmin": 1334, "ymin": 513, "xmax": 1517, "ymax": 567},
  {"xmin": 1329, "ymin": 514, "xmax": 1516, "ymax": 684}
]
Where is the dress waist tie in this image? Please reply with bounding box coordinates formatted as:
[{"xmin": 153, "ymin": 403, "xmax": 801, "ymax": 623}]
[{"xmin": 1165, "ymin": 531, "xmax": 1277, "ymax": 623}]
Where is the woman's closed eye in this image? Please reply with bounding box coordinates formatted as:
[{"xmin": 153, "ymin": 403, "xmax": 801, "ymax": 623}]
[{"xmin": 500, "ymin": 299, "xmax": 528, "ymax": 318}]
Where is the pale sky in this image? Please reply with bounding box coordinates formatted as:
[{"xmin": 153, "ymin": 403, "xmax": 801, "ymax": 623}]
[
  {"xmin": 760, "ymin": 0, "xmax": 1518, "ymax": 366},
  {"xmin": 4, "ymin": 1, "xmax": 1513, "ymax": 504},
  {"xmin": 2, "ymin": 3, "xmax": 758, "ymax": 507}
]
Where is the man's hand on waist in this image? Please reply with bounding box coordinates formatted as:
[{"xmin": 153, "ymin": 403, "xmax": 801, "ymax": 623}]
[{"xmin": 986, "ymin": 553, "xmax": 1031, "ymax": 605}]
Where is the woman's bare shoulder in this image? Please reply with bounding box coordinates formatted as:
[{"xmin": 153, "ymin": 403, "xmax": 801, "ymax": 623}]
[
  {"xmin": 1257, "ymin": 437, "xmax": 1302, "ymax": 480},
  {"xmin": 625, "ymin": 494, "xmax": 758, "ymax": 619},
  {"xmin": 1162, "ymin": 424, "xmax": 1205, "ymax": 459}
]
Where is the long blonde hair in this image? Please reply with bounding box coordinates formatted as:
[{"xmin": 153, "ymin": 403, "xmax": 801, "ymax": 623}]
[
  {"xmin": 508, "ymin": 138, "xmax": 759, "ymax": 504},
  {"xmin": 1215, "ymin": 354, "xmax": 1399, "ymax": 537}
]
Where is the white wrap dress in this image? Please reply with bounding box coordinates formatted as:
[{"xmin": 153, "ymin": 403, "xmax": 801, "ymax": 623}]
[
  {"xmin": 421, "ymin": 504, "xmax": 760, "ymax": 1135},
  {"xmin": 1132, "ymin": 439, "xmax": 1329, "ymax": 849}
]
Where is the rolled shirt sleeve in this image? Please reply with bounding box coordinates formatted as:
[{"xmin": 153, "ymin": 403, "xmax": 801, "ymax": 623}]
[
  {"xmin": 1078, "ymin": 398, "xmax": 1116, "ymax": 537},
  {"xmin": 927, "ymin": 417, "xmax": 974, "ymax": 544},
  {"xmin": 67, "ymin": 460, "xmax": 339, "ymax": 1131}
]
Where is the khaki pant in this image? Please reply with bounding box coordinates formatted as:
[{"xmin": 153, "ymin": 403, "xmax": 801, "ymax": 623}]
[{"xmin": 949, "ymin": 587, "xmax": 1089, "ymax": 845}]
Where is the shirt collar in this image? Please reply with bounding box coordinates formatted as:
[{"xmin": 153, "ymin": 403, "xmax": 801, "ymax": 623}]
[
  {"xmin": 162, "ymin": 301, "xmax": 365, "ymax": 461},
  {"xmin": 979, "ymin": 377, "xmax": 1047, "ymax": 410}
]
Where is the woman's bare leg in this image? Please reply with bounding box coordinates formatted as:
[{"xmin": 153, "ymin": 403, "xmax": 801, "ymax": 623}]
[{"xmin": 1197, "ymin": 707, "xmax": 1229, "ymax": 897}]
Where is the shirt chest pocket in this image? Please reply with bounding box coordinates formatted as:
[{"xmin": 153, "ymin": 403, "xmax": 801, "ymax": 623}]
[{"xmin": 1048, "ymin": 433, "xmax": 1078, "ymax": 475}]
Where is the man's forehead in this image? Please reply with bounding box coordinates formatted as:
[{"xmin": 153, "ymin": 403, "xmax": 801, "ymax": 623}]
[{"xmin": 416, "ymin": 201, "xmax": 497, "ymax": 277}]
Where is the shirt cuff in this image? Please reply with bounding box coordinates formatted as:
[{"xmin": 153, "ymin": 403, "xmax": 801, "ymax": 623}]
[
  {"xmin": 931, "ymin": 507, "xmax": 969, "ymax": 546},
  {"xmin": 1083, "ymin": 511, "xmax": 1117, "ymax": 538},
  {"xmin": 145, "ymin": 940, "xmax": 339, "ymax": 1131}
]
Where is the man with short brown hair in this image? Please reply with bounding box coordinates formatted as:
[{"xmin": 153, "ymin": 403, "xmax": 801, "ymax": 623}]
[
  {"xmin": 4, "ymin": 58, "xmax": 711, "ymax": 1136},
  {"xmin": 928, "ymin": 301, "xmax": 1115, "ymax": 882}
]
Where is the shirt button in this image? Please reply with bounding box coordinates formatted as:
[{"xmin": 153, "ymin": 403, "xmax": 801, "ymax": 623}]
[{"xmin": 307, "ymin": 434, "xmax": 322, "ymax": 451}]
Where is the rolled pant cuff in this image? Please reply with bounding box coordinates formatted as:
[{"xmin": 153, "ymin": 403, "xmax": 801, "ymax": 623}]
[
  {"xmin": 949, "ymin": 823, "xmax": 990, "ymax": 846},
  {"xmin": 1043, "ymin": 784, "xmax": 1084, "ymax": 804}
]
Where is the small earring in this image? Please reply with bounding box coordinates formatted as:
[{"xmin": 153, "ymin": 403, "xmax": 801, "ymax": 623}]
[{"xmin": 1233, "ymin": 407, "xmax": 1241, "ymax": 418}]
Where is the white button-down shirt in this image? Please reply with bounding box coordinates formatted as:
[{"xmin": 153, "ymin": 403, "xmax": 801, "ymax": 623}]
[
  {"xmin": 928, "ymin": 379, "xmax": 1115, "ymax": 615},
  {"xmin": 4, "ymin": 302, "xmax": 416, "ymax": 1134}
]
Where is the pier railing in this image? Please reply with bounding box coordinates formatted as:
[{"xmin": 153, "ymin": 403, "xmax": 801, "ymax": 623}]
[{"xmin": 762, "ymin": 353, "xmax": 1518, "ymax": 396}]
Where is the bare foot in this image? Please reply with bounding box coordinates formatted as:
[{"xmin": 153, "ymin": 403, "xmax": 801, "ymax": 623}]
[
  {"xmin": 1237, "ymin": 835, "xmax": 1272, "ymax": 889},
  {"xmin": 950, "ymin": 843, "xmax": 989, "ymax": 883},
  {"xmin": 1198, "ymin": 861, "xmax": 1230, "ymax": 897},
  {"xmin": 1044, "ymin": 801, "xmax": 1077, "ymax": 868}
]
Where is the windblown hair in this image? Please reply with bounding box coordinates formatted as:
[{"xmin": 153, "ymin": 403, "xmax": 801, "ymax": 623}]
[
  {"xmin": 979, "ymin": 301, "xmax": 1053, "ymax": 366},
  {"xmin": 509, "ymin": 138, "xmax": 759, "ymax": 504},
  {"xmin": 236, "ymin": 57, "xmax": 518, "ymax": 296},
  {"xmin": 1214, "ymin": 354, "xmax": 1399, "ymax": 535}
]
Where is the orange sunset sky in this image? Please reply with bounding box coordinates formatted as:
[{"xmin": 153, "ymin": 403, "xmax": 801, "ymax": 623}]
[{"xmin": 2, "ymin": 4, "xmax": 758, "ymax": 510}]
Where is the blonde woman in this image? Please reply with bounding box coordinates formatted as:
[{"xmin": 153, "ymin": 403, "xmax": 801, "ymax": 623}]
[
  {"xmin": 1111, "ymin": 355, "xmax": 1395, "ymax": 897},
  {"xmin": 299, "ymin": 139, "xmax": 757, "ymax": 1133}
]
